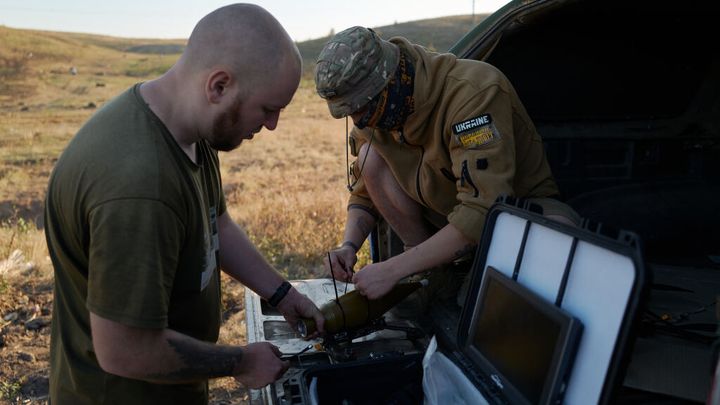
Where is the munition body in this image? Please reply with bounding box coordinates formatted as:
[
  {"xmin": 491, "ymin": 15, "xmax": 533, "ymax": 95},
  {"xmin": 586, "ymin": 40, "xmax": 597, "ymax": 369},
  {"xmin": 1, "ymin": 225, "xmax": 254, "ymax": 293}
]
[{"xmin": 298, "ymin": 280, "xmax": 427, "ymax": 337}]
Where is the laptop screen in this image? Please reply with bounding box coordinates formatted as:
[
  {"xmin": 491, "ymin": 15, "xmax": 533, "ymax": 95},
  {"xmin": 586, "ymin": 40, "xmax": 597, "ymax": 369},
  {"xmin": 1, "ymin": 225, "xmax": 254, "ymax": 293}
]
[{"xmin": 465, "ymin": 266, "xmax": 582, "ymax": 405}]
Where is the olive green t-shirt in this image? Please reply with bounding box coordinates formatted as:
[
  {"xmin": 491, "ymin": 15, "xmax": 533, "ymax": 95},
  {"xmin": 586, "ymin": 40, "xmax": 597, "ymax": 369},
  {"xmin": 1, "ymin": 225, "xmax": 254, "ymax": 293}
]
[{"xmin": 45, "ymin": 84, "xmax": 226, "ymax": 404}]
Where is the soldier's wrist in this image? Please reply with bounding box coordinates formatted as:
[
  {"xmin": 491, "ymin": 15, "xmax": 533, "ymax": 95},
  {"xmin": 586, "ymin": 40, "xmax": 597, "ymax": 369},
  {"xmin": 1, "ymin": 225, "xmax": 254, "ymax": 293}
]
[{"xmin": 340, "ymin": 240, "xmax": 359, "ymax": 253}]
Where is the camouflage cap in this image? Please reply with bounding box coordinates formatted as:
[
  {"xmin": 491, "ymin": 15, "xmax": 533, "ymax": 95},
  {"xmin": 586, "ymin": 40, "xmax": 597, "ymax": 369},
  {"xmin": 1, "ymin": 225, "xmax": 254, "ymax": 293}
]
[{"xmin": 315, "ymin": 26, "xmax": 399, "ymax": 118}]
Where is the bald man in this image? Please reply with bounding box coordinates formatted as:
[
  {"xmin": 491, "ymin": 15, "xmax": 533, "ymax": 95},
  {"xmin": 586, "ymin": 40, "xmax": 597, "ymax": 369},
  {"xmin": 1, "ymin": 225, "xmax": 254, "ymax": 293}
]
[{"xmin": 44, "ymin": 4, "xmax": 324, "ymax": 404}]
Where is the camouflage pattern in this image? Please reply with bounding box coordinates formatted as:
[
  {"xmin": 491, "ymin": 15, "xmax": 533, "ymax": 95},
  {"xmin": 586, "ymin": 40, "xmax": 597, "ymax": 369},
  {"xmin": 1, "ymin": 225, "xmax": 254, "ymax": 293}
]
[{"xmin": 315, "ymin": 26, "xmax": 400, "ymax": 118}]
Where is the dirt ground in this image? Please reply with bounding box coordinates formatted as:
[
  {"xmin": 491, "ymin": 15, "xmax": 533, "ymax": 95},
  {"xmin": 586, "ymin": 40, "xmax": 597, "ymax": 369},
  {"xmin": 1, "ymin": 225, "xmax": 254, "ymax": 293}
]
[{"xmin": 0, "ymin": 262, "xmax": 53, "ymax": 404}]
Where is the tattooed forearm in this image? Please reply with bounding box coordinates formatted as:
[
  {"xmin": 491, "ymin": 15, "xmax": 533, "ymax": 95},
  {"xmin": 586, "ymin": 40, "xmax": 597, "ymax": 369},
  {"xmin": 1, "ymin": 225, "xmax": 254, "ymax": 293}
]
[
  {"xmin": 453, "ymin": 243, "xmax": 477, "ymax": 259},
  {"xmin": 147, "ymin": 336, "xmax": 242, "ymax": 382}
]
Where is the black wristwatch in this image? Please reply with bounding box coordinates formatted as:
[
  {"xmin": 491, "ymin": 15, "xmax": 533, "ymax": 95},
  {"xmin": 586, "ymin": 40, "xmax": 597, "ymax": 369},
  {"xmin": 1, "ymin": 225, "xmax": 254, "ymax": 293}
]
[{"xmin": 267, "ymin": 281, "xmax": 292, "ymax": 307}]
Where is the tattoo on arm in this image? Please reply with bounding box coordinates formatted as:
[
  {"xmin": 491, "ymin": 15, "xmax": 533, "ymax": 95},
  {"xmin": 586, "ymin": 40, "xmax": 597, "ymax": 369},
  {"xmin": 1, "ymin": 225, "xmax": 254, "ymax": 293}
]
[
  {"xmin": 147, "ymin": 336, "xmax": 243, "ymax": 382},
  {"xmin": 453, "ymin": 243, "xmax": 476, "ymax": 259}
]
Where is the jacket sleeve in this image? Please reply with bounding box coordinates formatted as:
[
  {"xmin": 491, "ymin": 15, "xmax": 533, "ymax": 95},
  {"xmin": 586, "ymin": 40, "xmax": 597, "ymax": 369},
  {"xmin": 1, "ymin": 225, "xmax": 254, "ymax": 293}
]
[{"xmin": 446, "ymin": 84, "xmax": 519, "ymax": 242}]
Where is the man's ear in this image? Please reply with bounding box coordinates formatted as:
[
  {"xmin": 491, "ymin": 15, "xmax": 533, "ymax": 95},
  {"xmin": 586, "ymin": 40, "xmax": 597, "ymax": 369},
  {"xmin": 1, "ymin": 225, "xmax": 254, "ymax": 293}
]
[{"xmin": 206, "ymin": 70, "xmax": 232, "ymax": 104}]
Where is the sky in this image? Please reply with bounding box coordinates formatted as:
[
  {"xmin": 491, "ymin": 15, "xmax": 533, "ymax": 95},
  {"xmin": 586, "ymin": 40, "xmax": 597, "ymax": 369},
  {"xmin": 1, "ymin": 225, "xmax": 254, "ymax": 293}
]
[{"xmin": 0, "ymin": 0, "xmax": 510, "ymax": 42}]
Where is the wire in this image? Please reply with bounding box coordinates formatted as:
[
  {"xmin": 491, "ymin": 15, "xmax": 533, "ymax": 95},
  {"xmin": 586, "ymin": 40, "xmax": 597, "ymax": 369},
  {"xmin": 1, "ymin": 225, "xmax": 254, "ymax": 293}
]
[
  {"xmin": 327, "ymin": 251, "xmax": 348, "ymax": 331},
  {"xmin": 328, "ymin": 251, "xmax": 340, "ymax": 302},
  {"xmin": 642, "ymin": 307, "xmax": 717, "ymax": 345},
  {"xmin": 345, "ymin": 117, "xmax": 376, "ymax": 192},
  {"xmin": 345, "ymin": 117, "xmax": 351, "ymax": 190}
]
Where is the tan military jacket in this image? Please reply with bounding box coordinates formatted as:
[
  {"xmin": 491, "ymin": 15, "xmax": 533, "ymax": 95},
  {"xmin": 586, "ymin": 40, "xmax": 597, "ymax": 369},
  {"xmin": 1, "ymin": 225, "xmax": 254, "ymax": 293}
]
[{"xmin": 347, "ymin": 37, "xmax": 559, "ymax": 242}]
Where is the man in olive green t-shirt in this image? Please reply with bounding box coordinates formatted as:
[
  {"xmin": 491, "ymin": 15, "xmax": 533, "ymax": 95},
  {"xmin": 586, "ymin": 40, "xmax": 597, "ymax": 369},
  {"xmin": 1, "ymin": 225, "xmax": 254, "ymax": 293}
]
[{"xmin": 44, "ymin": 4, "xmax": 324, "ymax": 404}]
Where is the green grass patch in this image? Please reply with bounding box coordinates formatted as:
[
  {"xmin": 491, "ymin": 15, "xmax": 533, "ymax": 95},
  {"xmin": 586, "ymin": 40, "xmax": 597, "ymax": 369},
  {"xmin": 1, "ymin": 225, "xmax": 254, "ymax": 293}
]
[
  {"xmin": 0, "ymin": 276, "xmax": 8, "ymax": 296},
  {"xmin": 0, "ymin": 378, "xmax": 23, "ymax": 402}
]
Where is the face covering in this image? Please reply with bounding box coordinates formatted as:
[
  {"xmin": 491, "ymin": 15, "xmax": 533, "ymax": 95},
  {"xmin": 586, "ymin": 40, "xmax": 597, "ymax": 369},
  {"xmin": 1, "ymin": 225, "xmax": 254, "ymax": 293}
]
[{"xmin": 355, "ymin": 49, "xmax": 415, "ymax": 131}]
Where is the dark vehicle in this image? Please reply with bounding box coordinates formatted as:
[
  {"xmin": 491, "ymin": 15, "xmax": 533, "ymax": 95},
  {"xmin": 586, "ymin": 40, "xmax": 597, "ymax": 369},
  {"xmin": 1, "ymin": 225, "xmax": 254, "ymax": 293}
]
[{"xmin": 246, "ymin": 0, "xmax": 720, "ymax": 403}]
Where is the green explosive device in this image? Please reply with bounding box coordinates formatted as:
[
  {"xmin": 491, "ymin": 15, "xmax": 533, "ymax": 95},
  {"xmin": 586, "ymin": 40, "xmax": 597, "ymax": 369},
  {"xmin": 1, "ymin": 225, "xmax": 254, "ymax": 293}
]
[{"xmin": 297, "ymin": 279, "xmax": 428, "ymax": 338}]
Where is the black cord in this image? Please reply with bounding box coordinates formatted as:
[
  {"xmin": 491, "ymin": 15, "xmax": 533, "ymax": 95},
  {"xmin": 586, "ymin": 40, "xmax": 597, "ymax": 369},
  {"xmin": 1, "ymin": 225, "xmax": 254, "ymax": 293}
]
[
  {"xmin": 345, "ymin": 117, "xmax": 350, "ymax": 190},
  {"xmin": 646, "ymin": 299, "xmax": 716, "ymax": 324},
  {"xmin": 643, "ymin": 308, "xmax": 717, "ymax": 345},
  {"xmin": 328, "ymin": 251, "xmax": 340, "ymax": 302},
  {"xmin": 327, "ymin": 251, "xmax": 348, "ymax": 331},
  {"xmin": 345, "ymin": 117, "xmax": 375, "ymax": 192}
]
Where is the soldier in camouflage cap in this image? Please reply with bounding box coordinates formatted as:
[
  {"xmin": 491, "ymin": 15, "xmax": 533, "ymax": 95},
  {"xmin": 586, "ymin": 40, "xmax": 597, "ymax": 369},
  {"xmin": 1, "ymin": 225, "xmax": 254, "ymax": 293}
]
[
  {"xmin": 317, "ymin": 26, "xmax": 579, "ymax": 302},
  {"xmin": 315, "ymin": 26, "xmax": 399, "ymax": 118}
]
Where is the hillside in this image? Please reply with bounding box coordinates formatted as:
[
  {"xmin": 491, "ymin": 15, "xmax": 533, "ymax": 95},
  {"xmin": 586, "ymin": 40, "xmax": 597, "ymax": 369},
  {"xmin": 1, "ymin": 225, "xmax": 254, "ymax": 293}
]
[
  {"xmin": 296, "ymin": 14, "xmax": 487, "ymax": 72},
  {"xmin": 1, "ymin": 13, "xmax": 486, "ymax": 98},
  {"xmin": 0, "ymin": 25, "xmax": 182, "ymax": 110}
]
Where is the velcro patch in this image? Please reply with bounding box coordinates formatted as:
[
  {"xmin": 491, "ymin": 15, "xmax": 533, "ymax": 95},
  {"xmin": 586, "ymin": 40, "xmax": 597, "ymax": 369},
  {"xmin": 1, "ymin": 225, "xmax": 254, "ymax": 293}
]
[{"xmin": 452, "ymin": 114, "xmax": 500, "ymax": 149}]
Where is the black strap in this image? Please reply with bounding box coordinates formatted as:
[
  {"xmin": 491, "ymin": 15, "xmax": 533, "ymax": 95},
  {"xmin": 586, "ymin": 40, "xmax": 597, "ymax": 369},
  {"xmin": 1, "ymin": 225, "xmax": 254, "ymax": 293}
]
[{"xmin": 268, "ymin": 281, "xmax": 292, "ymax": 307}]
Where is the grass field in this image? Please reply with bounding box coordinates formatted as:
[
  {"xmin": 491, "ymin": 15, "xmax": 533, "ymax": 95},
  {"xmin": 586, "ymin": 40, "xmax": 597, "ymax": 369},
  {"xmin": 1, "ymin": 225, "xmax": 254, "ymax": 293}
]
[{"xmin": 0, "ymin": 17, "xmax": 477, "ymax": 403}]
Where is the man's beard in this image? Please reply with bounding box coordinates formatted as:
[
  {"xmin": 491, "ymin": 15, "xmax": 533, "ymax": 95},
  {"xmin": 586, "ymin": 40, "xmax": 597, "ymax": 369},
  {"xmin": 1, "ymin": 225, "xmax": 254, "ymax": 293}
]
[{"xmin": 209, "ymin": 96, "xmax": 244, "ymax": 152}]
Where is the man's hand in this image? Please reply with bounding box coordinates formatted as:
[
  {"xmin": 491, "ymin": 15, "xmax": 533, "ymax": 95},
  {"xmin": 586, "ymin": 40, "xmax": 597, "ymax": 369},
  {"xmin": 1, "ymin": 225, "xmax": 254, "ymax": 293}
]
[
  {"xmin": 324, "ymin": 245, "xmax": 357, "ymax": 281},
  {"xmin": 233, "ymin": 342, "xmax": 288, "ymax": 388},
  {"xmin": 276, "ymin": 287, "xmax": 325, "ymax": 338},
  {"xmin": 351, "ymin": 261, "xmax": 402, "ymax": 300}
]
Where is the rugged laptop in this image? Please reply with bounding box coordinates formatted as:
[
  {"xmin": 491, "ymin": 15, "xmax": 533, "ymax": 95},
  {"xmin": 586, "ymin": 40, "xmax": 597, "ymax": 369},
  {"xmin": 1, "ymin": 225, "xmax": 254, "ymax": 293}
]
[
  {"xmin": 458, "ymin": 265, "xmax": 583, "ymax": 404},
  {"xmin": 436, "ymin": 200, "xmax": 646, "ymax": 405}
]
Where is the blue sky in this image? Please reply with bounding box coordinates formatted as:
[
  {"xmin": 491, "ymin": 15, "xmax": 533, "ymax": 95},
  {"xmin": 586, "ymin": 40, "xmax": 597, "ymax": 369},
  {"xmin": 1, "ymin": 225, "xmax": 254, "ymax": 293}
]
[{"xmin": 0, "ymin": 0, "xmax": 509, "ymax": 41}]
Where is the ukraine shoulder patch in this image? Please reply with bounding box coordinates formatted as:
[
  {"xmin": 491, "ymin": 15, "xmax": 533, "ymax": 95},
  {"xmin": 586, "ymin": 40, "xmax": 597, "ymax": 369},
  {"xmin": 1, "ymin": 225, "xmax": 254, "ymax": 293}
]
[{"xmin": 452, "ymin": 114, "xmax": 500, "ymax": 149}]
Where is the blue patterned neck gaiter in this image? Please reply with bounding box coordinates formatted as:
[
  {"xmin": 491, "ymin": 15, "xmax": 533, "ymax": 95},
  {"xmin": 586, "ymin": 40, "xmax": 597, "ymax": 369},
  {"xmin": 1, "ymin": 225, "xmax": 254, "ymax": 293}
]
[{"xmin": 356, "ymin": 49, "xmax": 415, "ymax": 131}]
